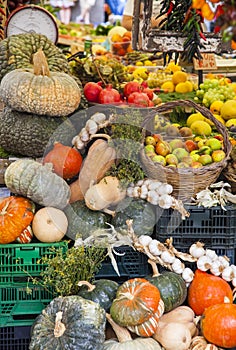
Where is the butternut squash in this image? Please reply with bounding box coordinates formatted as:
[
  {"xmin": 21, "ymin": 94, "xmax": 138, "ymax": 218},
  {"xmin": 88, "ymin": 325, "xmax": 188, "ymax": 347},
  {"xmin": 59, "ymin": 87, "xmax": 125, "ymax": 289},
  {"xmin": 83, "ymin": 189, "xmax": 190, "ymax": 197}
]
[
  {"xmin": 84, "ymin": 176, "xmax": 126, "ymax": 216},
  {"xmin": 69, "ymin": 138, "xmax": 116, "ymax": 203},
  {"xmin": 153, "ymin": 322, "xmax": 192, "ymax": 350}
]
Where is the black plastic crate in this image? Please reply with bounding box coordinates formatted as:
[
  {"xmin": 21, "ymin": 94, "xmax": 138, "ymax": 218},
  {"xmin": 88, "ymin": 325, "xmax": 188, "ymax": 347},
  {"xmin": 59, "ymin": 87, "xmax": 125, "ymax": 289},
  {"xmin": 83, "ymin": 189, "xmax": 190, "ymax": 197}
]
[
  {"xmin": 154, "ymin": 205, "xmax": 236, "ymax": 264},
  {"xmin": 0, "ymin": 325, "xmax": 31, "ymax": 350},
  {"xmin": 96, "ymin": 245, "xmax": 150, "ymax": 281}
]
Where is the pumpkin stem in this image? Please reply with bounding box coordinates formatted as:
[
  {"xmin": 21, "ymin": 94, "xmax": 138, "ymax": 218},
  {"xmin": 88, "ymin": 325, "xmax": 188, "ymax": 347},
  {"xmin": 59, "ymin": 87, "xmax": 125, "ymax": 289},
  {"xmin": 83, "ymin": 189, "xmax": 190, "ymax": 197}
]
[
  {"xmin": 90, "ymin": 133, "xmax": 111, "ymax": 141},
  {"xmin": 54, "ymin": 311, "xmax": 66, "ymax": 337},
  {"xmin": 77, "ymin": 280, "xmax": 96, "ymax": 292},
  {"xmin": 148, "ymin": 259, "xmax": 160, "ymax": 277},
  {"xmin": 106, "ymin": 313, "xmax": 133, "ymax": 343},
  {"xmin": 33, "ymin": 48, "xmax": 50, "ymax": 77}
]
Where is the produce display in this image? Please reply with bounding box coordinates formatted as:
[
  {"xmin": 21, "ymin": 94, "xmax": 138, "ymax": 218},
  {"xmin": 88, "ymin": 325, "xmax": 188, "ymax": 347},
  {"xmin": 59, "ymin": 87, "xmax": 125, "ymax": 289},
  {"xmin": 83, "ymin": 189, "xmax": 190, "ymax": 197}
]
[{"xmin": 0, "ymin": 19, "xmax": 236, "ymax": 350}]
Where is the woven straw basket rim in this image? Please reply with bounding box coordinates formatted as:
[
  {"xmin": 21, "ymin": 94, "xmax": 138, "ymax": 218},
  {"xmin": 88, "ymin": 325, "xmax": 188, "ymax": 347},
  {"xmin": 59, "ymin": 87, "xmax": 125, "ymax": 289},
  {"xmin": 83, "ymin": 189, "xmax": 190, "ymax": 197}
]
[{"xmin": 140, "ymin": 99, "xmax": 232, "ymax": 202}]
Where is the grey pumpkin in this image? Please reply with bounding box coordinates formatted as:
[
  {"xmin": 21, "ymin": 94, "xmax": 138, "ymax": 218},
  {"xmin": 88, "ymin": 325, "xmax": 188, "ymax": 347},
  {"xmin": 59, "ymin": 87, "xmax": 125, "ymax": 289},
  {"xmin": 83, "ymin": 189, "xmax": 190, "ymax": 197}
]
[
  {"xmin": 4, "ymin": 159, "xmax": 70, "ymax": 210},
  {"xmin": 29, "ymin": 295, "xmax": 106, "ymax": 350}
]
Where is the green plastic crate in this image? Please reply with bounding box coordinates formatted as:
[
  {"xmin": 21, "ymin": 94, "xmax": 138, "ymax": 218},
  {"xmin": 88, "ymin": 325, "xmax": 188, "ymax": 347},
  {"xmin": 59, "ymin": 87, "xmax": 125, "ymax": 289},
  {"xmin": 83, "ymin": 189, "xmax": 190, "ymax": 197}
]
[
  {"xmin": 0, "ymin": 241, "xmax": 68, "ymax": 285},
  {"xmin": 0, "ymin": 283, "xmax": 55, "ymax": 327}
]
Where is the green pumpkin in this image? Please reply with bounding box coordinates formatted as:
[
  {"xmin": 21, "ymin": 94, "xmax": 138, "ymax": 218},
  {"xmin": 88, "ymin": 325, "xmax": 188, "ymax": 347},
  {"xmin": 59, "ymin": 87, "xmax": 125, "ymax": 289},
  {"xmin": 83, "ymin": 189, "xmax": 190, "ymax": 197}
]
[
  {"xmin": 146, "ymin": 270, "xmax": 187, "ymax": 313},
  {"xmin": 0, "ymin": 107, "xmax": 76, "ymax": 158},
  {"xmin": 29, "ymin": 295, "xmax": 106, "ymax": 350},
  {"xmin": 77, "ymin": 279, "xmax": 119, "ymax": 311},
  {"xmin": 111, "ymin": 198, "xmax": 156, "ymax": 237},
  {"xmin": 64, "ymin": 200, "xmax": 112, "ymax": 240}
]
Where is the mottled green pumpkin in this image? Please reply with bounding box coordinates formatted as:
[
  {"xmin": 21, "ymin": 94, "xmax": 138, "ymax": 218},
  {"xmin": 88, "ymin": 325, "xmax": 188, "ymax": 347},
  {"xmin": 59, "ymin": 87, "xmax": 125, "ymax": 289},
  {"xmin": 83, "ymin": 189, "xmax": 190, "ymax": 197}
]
[
  {"xmin": 111, "ymin": 198, "xmax": 156, "ymax": 237},
  {"xmin": 0, "ymin": 33, "xmax": 70, "ymax": 82},
  {"xmin": 4, "ymin": 159, "xmax": 70, "ymax": 210},
  {"xmin": 0, "ymin": 49, "xmax": 81, "ymax": 117},
  {"xmin": 0, "ymin": 107, "xmax": 77, "ymax": 158},
  {"xmin": 146, "ymin": 269, "xmax": 187, "ymax": 313},
  {"xmin": 29, "ymin": 295, "xmax": 106, "ymax": 350},
  {"xmin": 64, "ymin": 200, "xmax": 112, "ymax": 240},
  {"xmin": 77, "ymin": 279, "xmax": 119, "ymax": 312}
]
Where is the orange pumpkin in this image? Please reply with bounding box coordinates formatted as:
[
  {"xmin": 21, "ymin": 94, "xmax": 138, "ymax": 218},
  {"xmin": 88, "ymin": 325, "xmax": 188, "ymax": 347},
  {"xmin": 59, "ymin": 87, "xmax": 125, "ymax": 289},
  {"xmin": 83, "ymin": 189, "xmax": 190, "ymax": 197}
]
[
  {"xmin": 187, "ymin": 269, "xmax": 233, "ymax": 315},
  {"xmin": 201, "ymin": 303, "xmax": 236, "ymax": 348},
  {"xmin": 110, "ymin": 278, "xmax": 164, "ymax": 336},
  {"xmin": 0, "ymin": 196, "xmax": 35, "ymax": 244}
]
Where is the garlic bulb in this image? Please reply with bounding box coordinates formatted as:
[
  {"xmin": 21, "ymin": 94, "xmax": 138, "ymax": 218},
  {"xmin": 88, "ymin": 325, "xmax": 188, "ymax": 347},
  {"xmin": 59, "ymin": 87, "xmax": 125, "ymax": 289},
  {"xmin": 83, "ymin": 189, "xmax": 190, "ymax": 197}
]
[
  {"xmin": 232, "ymin": 277, "xmax": 236, "ymax": 287},
  {"xmin": 138, "ymin": 235, "xmax": 152, "ymax": 247},
  {"xmin": 155, "ymin": 183, "xmax": 173, "ymax": 195},
  {"xmin": 205, "ymin": 249, "xmax": 218, "ymax": 261},
  {"xmin": 210, "ymin": 259, "xmax": 224, "ymax": 276},
  {"xmin": 221, "ymin": 266, "xmax": 236, "ymax": 282},
  {"xmin": 147, "ymin": 181, "xmax": 162, "ymax": 191},
  {"xmin": 91, "ymin": 112, "xmax": 106, "ymax": 123},
  {"xmin": 85, "ymin": 119, "xmax": 98, "ymax": 134},
  {"xmin": 218, "ymin": 255, "xmax": 230, "ymax": 269},
  {"xmin": 189, "ymin": 242, "xmax": 205, "ymax": 258},
  {"xmin": 140, "ymin": 185, "xmax": 148, "ymax": 199},
  {"xmin": 196, "ymin": 255, "xmax": 212, "ymax": 271},
  {"xmin": 158, "ymin": 194, "xmax": 173, "ymax": 209},
  {"xmin": 161, "ymin": 250, "xmax": 176, "ymax": 264},
  {"xmin": 182, "ymin": 267, "xmax": 194, "ymax": 283},
  {"xmin": 148, "ymin": 239, "xmax": 163, "ymax": 256},
  {"xmin": 171, "ymin": 258, "xmax": 185, "ymax": 274}
]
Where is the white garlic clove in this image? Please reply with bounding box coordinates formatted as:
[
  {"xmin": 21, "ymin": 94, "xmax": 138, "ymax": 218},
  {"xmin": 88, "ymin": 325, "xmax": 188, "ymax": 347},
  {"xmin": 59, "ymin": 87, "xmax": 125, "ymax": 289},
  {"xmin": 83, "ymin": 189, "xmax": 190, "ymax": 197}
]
[
  {"xmin": 197, "ymin": 255, "xmax": 212, "ymax": 272},
  {"xmin": 171, "ymin": 258, "xmax": 185, "ymax": 274},
  {"xmin": 91, "ymin": 112, "xmax": 106, "ymax": 123},
  {"xmin": 80, "ymin": 127, "xmax": 90, "ymax": 142},
  {"xmin": 189, "ymin": 242, "xmax": 205, "ymax": 258},
  {"xmin": 218, "ymin": 255, "xmax": 230, "ymax": 268},
  {"xmin": 205, "ymin": 248, "xmax": 218, "ymax": 261},
  {"xmin": 161, "ymin": 250, "xmax": 176, "ymax": 264},
  {"xmin": 182, "ymin": 267, "xmax": 194, "ymax": 283},
  {"xmin": 158, "ymin": 194, "xmax": 173, "ymax": 209},
  {"xmin": 138, "ymin": 235, "xmax": 153, "ymax": 247},
  {"xmin": 85, "ymin": 119, "xmax": 98, "ymax": 135},
  {"xmin": 148, "ymin": 239, "xmax": 163, "ymax": 256},
  {"xmin": 221, "ymin": 266, "xmax": 235, "ymax": 282},
  {"xmin": 210, "ymin": 259, "xmax": 224, "ymax": 276}
]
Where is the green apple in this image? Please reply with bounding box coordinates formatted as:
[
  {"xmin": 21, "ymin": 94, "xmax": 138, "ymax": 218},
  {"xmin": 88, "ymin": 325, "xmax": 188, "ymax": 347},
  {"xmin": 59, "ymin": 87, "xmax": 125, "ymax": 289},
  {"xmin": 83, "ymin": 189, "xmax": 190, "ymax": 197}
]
[
  {"xmin": 145, "ymin": 136, "xmax": 156, "ymax": 146},
  {"xmin": 206, "ymin": 138, "xmax": 222, "ymax": 151},
  {"xmin": 152, "ymin": 154, "xmax": 166, "ymax": 166},
  {"xmin": 198, "ymin": 146, "xmax": 212, "ymax": 155},
  {"xmin": 144, "ymin": 144, "xmax": 155, "ymax": 153},
  {"xmin": 198, "ymin": 154, "xmax": 213, "ymax": 165},
  {"xmin": 165, "ymin": 153, "xmax": 179, "ymax": 166},
  {"xmin": 172, "ymin": 148, "xmax": 189, "ymax": 161}
]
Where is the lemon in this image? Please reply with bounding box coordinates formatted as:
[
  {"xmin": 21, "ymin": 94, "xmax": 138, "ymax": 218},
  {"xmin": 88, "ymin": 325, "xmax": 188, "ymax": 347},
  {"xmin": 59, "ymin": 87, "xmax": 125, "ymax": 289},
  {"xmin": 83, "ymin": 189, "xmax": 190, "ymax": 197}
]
[
  {"xmin": 220, "ymin": 100, "xmax": 236, "ymax": 120},
  {"xmin": 185, "ymin": 80, "xmax": 194, "ymax": 92},
  {"xmin": 186, "ymin": 113, "xmax": 205, "ymax": 127},
  {"xmin": 225, "ymin": 118, "xmax": 236, "ymax": 128},
  {"xmin": 135, "ymin": 61, "xmax": 144, "ymax": 66},
  {"xmin": 210, "ymin": 100, "xmax": 224, "ymax": 115},
  {"xmin": 166, "ymin": 61, "xmax": 181, "ymax": 73},
  {"xmin": 161, "ymin": 81, "xmax": 175, "ymax": 92},
  {"xmin": 144, "ymin": 60, "xmax": 153, "ymax": 66},
  {"xmin": 190, "ymin": 120, "xmax": 212, "ymax": 136},
  {"xmin": 172, "ymin": 71, "xmax": 188, "ymax": 85},
  {"xmin": 175, "ymin": 82, "xmax": 189, "ymax": 93},
  {"xmin": 133, "ymin": 67, "xmax": 149, "ymax": 80}
]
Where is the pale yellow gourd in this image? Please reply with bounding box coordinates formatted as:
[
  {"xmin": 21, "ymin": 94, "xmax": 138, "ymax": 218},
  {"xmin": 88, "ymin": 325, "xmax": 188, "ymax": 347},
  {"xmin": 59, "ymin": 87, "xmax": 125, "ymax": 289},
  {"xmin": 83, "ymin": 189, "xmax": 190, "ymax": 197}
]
[{"xmin": 84, "ymin": 176, "xmax": 126, "ymax": 215}]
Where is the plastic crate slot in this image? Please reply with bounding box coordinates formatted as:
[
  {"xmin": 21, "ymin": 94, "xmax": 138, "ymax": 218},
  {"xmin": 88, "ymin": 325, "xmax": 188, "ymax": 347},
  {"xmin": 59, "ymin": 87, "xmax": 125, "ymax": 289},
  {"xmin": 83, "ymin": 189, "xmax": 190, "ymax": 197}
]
[{"xmin": 0, "ymin": 326, "xmax": 31, "ymax": 350}]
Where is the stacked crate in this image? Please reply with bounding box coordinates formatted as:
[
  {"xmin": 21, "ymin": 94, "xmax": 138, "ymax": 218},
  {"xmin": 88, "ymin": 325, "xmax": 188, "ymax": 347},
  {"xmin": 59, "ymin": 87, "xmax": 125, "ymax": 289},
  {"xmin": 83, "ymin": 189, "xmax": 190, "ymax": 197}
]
[
  {"xmin": 155, "ymin": 205, "xmax": 236, "ymax": 264},
  {"xmin": 0, "ymin": 241, "xmax": 68, "ymax": 349}
]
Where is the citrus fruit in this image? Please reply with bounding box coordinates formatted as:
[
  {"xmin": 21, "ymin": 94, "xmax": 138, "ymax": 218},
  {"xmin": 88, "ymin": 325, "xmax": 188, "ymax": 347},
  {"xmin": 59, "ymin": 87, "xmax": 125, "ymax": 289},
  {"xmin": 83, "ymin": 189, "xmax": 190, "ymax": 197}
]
[
  {"xmin": 220, "ymin": 100, "xmax": 236, "ymax": 120},
  {"xmin": 210, "ymin": 100, "xmax": 224, "ymax": 115},
  {"xmin": 187, "ymin": 113, "xmax": 205, "ymax": 127},
  {"xmin": 172, "ymin": 71, "xmax": 188, "ymax": 85},
  {"xmin": 161, "ymin": 81, "xmax": 175, "ymax": 92},
  {"xmin": 175, "ymin": 82, "xmax": 190, "ymax": 93},
  {"xmin": 190, "ymin": 120, "xmax": 212, "ymax": 136}
]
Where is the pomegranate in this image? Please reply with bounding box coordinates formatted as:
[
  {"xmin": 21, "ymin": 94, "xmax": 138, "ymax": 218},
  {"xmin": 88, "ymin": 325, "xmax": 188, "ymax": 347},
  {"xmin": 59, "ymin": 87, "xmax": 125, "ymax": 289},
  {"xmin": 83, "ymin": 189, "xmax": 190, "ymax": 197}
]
[
  {"xmin": 83, "ymin": 82, "xmax": 103, "ymax": 103},
  {"xmin": 123, "ymin": 81, "xmax": 141, "ymax": 98},
  {"xmin": 127, "ymin": 91, "xmax": 150, "ymax": 107},
  {"xmin": 43, "ymin": 142, "xmax": 83, "ymax": 180},
  {"xmin": 98, "ymin": 84, "xmax": 121, "ymax": 104}
]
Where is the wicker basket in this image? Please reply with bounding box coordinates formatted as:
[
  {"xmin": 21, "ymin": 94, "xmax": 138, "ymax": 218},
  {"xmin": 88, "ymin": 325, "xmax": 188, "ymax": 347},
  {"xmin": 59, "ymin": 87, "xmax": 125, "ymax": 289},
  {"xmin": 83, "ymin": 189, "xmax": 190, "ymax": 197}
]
[
  {"xmin": 140, "ymin": 100, "xmax": 232, "ymax": 202},
  {"xmin": 223, "ymin": 168, "xmax": 236, "ymax": 194}
]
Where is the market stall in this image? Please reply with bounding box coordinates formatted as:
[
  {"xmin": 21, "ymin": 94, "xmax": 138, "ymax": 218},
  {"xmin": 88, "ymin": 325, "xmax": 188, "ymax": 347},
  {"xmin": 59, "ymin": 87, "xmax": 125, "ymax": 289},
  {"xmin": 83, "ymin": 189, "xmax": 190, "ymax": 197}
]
[{"xmin": 0, "ymin": 1, "xmax": 236, "ymax": 349}]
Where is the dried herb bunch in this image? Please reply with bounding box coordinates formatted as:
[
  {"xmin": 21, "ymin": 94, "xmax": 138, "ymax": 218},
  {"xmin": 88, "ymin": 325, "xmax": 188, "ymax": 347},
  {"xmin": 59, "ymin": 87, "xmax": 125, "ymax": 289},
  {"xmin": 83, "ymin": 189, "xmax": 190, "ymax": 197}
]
[{"xmin": 35, "ymin": 244, "xmax": 107, "ymax": 296}]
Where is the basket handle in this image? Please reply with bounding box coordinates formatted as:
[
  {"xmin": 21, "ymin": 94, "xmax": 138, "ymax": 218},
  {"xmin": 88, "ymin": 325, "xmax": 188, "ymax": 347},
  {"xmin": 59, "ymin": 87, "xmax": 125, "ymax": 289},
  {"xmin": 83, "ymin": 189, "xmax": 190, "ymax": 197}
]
[{"xmin": 142, "ymin": 99, "xmax": 232, "ymax": 156}]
